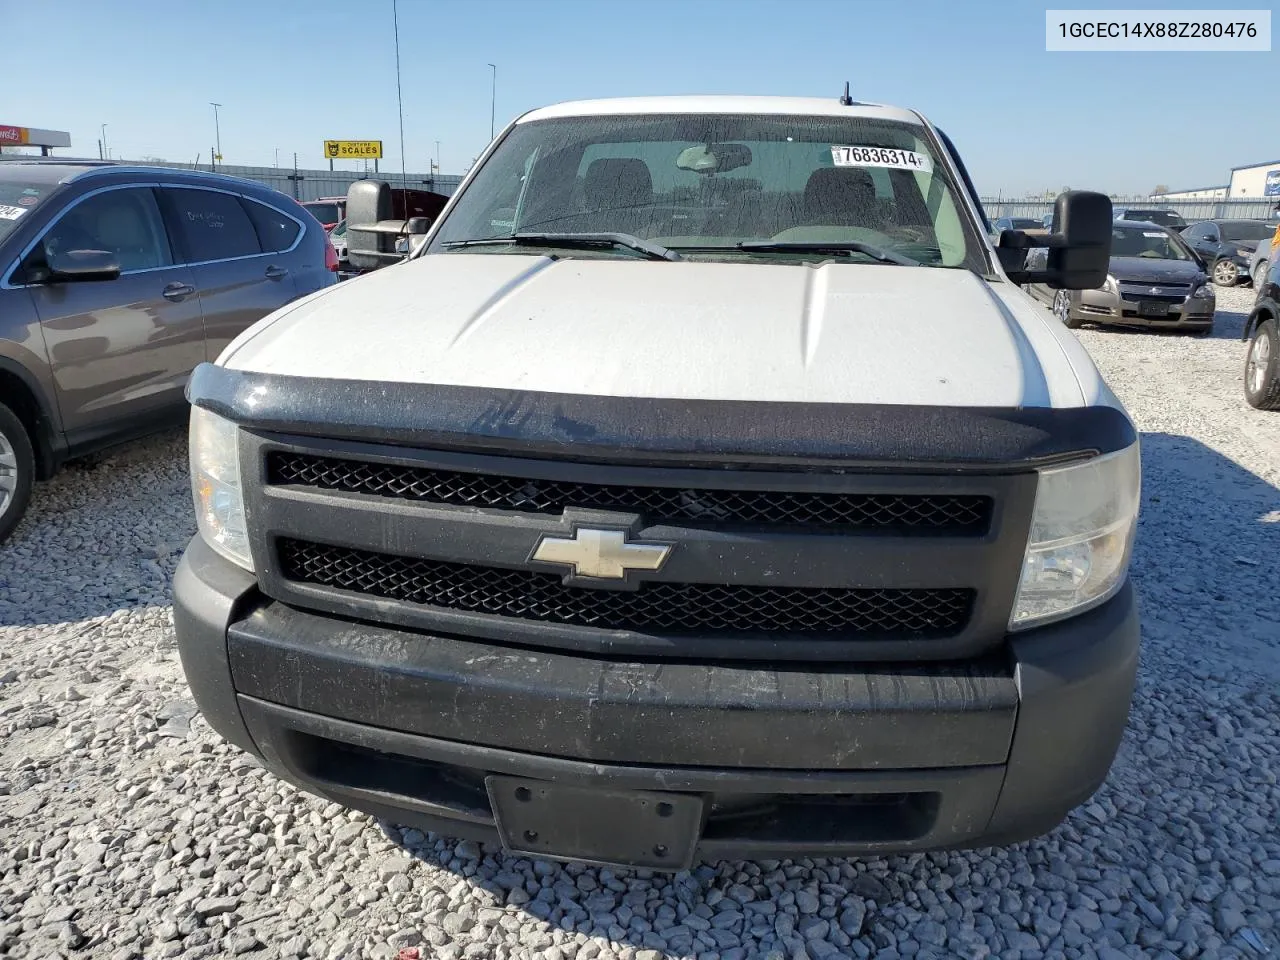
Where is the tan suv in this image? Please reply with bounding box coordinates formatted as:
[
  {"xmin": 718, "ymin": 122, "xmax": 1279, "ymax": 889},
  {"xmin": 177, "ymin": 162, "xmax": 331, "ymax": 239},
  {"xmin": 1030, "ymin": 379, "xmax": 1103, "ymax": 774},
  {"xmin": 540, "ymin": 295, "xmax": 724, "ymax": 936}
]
[{"xmin": 0, "ymin": 160, "xmax": 337, "ymax": 542}]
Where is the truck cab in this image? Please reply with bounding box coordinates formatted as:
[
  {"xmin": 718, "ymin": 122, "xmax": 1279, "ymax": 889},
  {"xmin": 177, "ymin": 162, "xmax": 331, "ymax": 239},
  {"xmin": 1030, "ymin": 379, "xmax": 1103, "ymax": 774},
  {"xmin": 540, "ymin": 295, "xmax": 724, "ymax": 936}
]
[{"xmin": 174, "ymin": 95, "xmax": 1137, "ymax": 870}]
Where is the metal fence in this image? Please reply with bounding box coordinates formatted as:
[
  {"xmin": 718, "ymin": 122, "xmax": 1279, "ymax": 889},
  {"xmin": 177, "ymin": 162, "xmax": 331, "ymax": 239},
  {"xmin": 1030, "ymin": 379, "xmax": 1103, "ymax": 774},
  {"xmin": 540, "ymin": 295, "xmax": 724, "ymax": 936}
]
[
  {"xmin": 981, "ymin": 197, "xmax": 1278, "ymax": 222},
  {"xmin": 12, "ymin": 156, "xmax": 466, "ymax": 202},
  {"xmin": 138, "ymin": 161, "xmax": 466, "ymax": 202}
]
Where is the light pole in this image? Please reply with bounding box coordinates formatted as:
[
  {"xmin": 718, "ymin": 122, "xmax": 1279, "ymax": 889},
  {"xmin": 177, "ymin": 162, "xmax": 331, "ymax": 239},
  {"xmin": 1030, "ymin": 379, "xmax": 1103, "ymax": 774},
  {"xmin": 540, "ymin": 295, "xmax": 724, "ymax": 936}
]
[
  {"xmin": 435, "ymin": 140, "xmax": 441, "ymax": 172},
  {"xmin": 393, "ymin": 0, "xmax": 408, "ymax": 193},
  {"xmin": 488, "ymin": 63, "xmax": 496, "ymax": 140},
  {"xmin": 100, "ymin": 124, "xmax": 109, "ymax": 160},
  {"xmin": 210, "ymin": 102, "xmax": 222, "ymax": 169}
]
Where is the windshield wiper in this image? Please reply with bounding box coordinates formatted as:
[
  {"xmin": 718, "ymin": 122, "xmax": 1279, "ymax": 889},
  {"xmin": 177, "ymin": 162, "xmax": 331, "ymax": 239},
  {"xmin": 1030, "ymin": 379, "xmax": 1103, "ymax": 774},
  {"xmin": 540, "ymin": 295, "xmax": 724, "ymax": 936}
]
[
  {"xmin": 443, "ymin": 232, "xmax": 682, "ymax": 261},
  {"xmin": 735, "ymin": 240, "xmax": 920, "ymax": 266}
]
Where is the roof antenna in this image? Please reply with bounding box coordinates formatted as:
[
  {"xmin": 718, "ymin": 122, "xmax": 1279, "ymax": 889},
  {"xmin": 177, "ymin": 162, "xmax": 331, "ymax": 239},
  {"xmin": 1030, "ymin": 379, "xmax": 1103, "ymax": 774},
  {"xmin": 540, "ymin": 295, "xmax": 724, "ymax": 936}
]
[{"xmin": 839, "ymin": 81, "xmax": 854, "ymax": 106}]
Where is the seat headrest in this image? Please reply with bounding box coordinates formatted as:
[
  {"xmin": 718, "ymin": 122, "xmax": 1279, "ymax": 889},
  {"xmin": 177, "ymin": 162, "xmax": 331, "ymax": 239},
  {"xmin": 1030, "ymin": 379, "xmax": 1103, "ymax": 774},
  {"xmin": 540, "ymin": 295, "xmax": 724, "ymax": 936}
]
[
  {"xmin": 802, "ymin": 167, "xmax": 879, "ymax": 225},
  {"xmin": 583, "ymin": 158, "xmax": 653, "ymax": 209}
]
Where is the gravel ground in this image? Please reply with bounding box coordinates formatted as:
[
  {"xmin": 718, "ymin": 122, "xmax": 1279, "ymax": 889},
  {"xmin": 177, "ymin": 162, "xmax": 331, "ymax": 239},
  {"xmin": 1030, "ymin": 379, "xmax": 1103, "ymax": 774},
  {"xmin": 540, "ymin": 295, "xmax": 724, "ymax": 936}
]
[{"xmin": 2, "ymin": 284, "xmax": 1278, "ymax": 960}]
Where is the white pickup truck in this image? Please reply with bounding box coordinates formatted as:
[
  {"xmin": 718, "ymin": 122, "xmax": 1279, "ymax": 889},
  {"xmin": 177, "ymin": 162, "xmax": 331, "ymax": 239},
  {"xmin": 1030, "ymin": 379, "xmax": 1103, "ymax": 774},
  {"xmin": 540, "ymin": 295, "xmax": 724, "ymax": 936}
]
[{"xmin": 174, "ymin": 94, "xmax": 1140, "ymax": 870}]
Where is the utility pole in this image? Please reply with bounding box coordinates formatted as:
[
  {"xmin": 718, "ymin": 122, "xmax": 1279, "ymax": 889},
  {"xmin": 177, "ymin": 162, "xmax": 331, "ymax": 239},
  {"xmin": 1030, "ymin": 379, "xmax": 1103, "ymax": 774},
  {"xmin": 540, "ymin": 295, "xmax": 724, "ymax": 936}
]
[
  {"xmin": 287, "ymin": 152, "xmax": 303, "ymax": 200},
  {"xmin": 210, "ymin": 102, "xmax": 222, "ymax": 170},
  {"xmin": 435, "ymin": 139, "xmax": 441, "ymax": 170},
  {"xmin": 488, "ymin": 63, "xmax": 496, "ymax": 140},
  {"xmin": 100, "ymin": 124, "xmax": 109, "ymax": 160},
  {"xmin": 393, "ymin": 0, "xmax": 408, "ymax": 196}
]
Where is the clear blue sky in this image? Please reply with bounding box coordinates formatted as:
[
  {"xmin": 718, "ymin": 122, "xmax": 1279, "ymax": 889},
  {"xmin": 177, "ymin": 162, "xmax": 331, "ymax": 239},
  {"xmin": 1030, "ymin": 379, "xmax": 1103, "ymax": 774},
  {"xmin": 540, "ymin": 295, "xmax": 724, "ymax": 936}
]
[{"xmin": 5, "ymin": 0, "xmax": 1274, "ymax": 196}]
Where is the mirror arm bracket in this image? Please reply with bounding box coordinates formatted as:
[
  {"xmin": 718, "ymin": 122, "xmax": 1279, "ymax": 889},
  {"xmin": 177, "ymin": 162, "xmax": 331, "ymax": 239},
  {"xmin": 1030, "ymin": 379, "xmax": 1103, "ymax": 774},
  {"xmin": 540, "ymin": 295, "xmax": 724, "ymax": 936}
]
[{"xmin": 997, "ymin": 229, "xmax": 1069, "ymax": 250}]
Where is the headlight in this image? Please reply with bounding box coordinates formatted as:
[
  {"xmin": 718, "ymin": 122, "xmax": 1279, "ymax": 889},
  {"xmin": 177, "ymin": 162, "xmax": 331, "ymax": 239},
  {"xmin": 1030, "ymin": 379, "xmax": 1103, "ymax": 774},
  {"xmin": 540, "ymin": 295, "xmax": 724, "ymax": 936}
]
[
  {"xmin": 1010, "ymin": 443, "xmax": 1140, "ymax": 630},
  {"xmin": 1101, "ymin": 274, "xmax": 1118, "ymax": 294},
  {"xmin": 1192, "ymin": 283, "xmax": 1215, "ymax": 299},
  {"xmin": 190, "ymin": 406, "xmax": 253, "ymax": 572}
]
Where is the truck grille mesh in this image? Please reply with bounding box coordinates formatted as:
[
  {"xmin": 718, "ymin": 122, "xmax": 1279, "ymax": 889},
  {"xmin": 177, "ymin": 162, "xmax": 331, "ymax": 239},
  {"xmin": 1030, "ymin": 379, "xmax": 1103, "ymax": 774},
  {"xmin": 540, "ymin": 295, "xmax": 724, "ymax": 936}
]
[
  {"xmin": 267, "ymin": 453, "xmax": 991, "ymax": 533},
  {"xmin": 278, "ymin": 538, "xmax": 974, "ymax": 636}
]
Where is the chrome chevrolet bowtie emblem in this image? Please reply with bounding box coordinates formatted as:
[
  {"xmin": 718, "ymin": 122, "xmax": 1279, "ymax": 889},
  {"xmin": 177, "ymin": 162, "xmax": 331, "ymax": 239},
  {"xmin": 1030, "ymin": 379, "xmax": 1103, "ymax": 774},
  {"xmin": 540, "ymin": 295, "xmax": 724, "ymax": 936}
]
[
  {"xmin": 531, "ymin": 528, "xmax": 672, "ymax": 582},
  {"xmin": 1149, "ymin": 286, "xmax": 1161, "ymax": 295}
]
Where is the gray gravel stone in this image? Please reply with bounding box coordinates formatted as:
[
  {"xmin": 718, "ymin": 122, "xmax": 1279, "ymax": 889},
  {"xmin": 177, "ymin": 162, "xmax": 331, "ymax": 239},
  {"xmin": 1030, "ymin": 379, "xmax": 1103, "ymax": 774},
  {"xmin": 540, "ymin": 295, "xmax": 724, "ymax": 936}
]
[
  {"xmin": 227, "ymin": 932, "xmax": 262, "ymax": 954},
  {"xmin": 57, "ymin": 920, "xmax": 86, "ymax": 949},
  {"xmin": 839, "ymin": 902, "xmax": 867, "ymax": 937},
  {"xmin": 194, "ymin": 896, "xmax": 239, "ymax": 918},
  {"xmin": 795, "ymin": 891, "xmax": 820, "ymax": 914}
]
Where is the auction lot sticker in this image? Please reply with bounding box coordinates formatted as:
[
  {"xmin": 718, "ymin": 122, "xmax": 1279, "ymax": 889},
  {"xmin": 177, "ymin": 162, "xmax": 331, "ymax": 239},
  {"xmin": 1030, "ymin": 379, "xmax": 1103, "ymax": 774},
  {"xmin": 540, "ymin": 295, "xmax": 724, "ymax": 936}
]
[
  {"xmin": 0, "ymin": 204, "xmax": 28, "ymax": 220},
  {"xmin": 831, "ymin": 146, "xmax": 933, "ymax": 173}
]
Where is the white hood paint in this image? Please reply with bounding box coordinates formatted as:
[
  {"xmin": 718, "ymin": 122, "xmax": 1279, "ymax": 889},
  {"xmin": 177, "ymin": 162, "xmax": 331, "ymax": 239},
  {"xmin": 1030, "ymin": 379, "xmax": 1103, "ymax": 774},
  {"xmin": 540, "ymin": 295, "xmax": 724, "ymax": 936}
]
[{"xmin": 222, "ymin": 254, "xmax": 1096, "ymax": 409}]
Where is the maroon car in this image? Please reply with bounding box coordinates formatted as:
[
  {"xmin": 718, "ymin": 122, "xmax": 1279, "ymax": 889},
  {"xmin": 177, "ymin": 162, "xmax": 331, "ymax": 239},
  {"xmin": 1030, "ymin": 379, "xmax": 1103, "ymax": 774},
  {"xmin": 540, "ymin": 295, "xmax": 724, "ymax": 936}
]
[{"xmin": 300, "ymin": 197, "xmax": 346, "ymax": 232}]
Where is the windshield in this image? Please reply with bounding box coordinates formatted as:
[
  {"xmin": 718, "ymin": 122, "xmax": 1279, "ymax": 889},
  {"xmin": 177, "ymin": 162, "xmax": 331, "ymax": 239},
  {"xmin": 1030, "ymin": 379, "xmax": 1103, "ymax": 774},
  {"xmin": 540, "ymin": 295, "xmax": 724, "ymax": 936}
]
[
  {"xmin": 1006, "ymin": 218, "xmax": 1042, "ymax": 230},
  {"xmin": 304, "ymin": 202, "xmax": 340, "ymax": 224},
  {"xmin": 429, "ymin": 113, "xmax": 985, "ymax": 271},
  {"xmin": 1126, "ymin": 210, "xmax": 1183, "ymax": 227},
  {"xmin": 0, "ymin": 179, "xmax": 53, "ymax": 245},
  {"xmin": 1219, "ymin": 220, "xmax": 1272, "ymax": 243},
  {"xmin": 1110, "ymin": 225, "xmax": 1191, "ymax": 260}
]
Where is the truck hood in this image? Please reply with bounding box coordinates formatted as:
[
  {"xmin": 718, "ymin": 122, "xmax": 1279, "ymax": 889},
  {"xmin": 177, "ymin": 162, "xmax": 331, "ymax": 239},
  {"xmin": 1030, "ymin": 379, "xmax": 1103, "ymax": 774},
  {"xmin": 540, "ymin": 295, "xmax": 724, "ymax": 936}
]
[{"xmin": 221, "ymin": 253, "xmax": 1094, "ymax": 408}]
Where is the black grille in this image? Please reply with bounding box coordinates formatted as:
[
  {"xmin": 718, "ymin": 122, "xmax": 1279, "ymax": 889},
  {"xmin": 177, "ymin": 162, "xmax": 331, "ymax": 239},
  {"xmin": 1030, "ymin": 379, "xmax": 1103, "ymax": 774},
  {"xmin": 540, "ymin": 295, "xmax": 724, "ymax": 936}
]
[
  {"xmin": 278, "ymin": 538, "xmax": 973, "ymax": 637},
  {"xmin": 267, "ymin": 453, "xmax": 991, "ymax": 533}
]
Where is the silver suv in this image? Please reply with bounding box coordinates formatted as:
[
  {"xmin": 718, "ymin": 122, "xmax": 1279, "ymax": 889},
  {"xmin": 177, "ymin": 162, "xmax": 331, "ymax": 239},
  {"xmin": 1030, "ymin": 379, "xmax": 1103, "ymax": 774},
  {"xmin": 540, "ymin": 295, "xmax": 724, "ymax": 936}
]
[{"xmin": 0, "ymin": 160, "xmax": 337, "ymax": 542}]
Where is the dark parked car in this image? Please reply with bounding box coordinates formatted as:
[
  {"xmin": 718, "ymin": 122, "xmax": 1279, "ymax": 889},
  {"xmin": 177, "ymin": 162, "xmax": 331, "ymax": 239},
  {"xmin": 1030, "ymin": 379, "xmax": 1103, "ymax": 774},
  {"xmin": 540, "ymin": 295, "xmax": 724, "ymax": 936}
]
[
  {"xmin": 0, "ymin": 160, "xmax": 337, "ymax": 542},
  {"xmin": 992, "ymin": 216, "xmax": 1047, "ymax": 234},
  {"xmin": 1026, "ymin": 220, "xmax": 1214, "ymax": 333},
  {"xmin": 1247, "ymin": 224, "xmax": 1278, "ymax": 287},
  {"xmin": 1113, "ymin": 207, "xmax": 1187, "ymax": 230},
  {"xmin": 1243, "ymin": 252, "xmax": 1280, "ymax": 409},
  {"xmin": 1181, "ymin": 218, "xmax": 1274, "ymax": 286}
]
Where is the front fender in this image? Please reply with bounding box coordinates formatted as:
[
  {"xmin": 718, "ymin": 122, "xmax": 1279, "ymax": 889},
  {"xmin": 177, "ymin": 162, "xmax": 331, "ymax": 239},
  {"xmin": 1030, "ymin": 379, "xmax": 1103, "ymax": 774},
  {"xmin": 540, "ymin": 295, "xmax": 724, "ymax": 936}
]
[{"xmin": 1243, "ymin": 301, "xmax": 1276, "ymax": 342}]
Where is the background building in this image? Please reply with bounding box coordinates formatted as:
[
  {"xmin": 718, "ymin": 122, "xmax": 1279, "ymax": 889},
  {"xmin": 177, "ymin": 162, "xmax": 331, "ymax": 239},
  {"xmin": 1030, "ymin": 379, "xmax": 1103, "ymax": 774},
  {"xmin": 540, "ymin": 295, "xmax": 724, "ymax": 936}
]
[
  {"xmin": 1156, "ymin": 185, "xmax": 1229, "ymax": 201},
  {"xmin": 1228, "ymin": 160, "xmax": 1280, "ymax": 200}
]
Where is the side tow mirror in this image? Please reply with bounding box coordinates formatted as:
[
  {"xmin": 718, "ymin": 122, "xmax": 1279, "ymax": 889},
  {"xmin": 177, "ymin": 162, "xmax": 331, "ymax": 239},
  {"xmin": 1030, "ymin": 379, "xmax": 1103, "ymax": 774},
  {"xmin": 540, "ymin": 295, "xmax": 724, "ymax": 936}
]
[
  {"xmin": 46, "ymin": 249, "xmax": 123, "ymax": 283},
  {"xmin": 997, "ymin": 191, "xmax": 1112, "ymax": 290}
]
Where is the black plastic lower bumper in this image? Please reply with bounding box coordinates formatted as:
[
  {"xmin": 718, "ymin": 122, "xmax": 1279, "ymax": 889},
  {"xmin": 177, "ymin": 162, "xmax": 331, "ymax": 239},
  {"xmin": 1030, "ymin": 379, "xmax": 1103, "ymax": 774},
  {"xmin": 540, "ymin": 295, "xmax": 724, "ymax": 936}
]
[{"xmin": 174, "ymin": 536, "xmax": 1140, "ymax": 864}]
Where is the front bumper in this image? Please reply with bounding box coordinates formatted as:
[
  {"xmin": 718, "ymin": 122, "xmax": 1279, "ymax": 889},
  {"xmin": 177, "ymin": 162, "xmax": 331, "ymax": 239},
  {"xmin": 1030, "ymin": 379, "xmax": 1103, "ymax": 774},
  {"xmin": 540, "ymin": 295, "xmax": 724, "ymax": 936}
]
[
  {"xmin": 175, "ymin": 535, "xmax": 1140, "ymax": 865},
  {"xmin": 1076, "ymin": 287, "xmax": 1214, "ymax": 329}
]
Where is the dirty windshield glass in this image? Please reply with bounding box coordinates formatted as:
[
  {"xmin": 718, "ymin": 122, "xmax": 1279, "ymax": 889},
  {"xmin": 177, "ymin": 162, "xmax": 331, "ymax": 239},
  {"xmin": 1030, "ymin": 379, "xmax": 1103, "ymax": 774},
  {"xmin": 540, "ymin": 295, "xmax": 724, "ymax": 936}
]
[
  {"xmin": 0, "ymin": 179, "xmax": 51, "ymax": 245},
  {"xmin": 428, "ymin": 114, "xmax": 985, "ymax": 270},
  {"xmin": 1110, "ymin": 225, "xmax": 1192, "ymax": 260}
]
